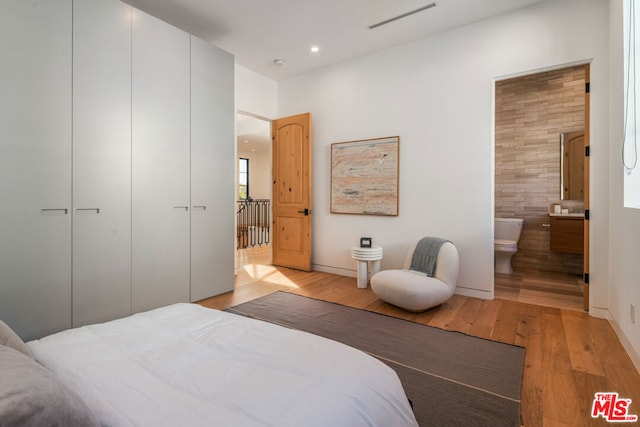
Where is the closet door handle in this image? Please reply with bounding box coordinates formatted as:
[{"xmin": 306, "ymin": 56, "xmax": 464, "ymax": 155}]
[
  {"xmin": 173, "ymin": 206, "xmax": 189, "ymax": 211},
  {"xmin": 192, "ymin": 205, "xmax": 206, "ymax": 210},
  {"xmin": 41, "ymin": 208, "xmax": 68, "ymax": 214},
  {"xmin": 76, "ymin": 208, "xmax": 100, "ymax": 214}
]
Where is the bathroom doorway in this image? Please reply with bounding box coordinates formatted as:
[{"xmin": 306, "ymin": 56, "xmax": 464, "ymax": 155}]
[{"xmin": 493, "ymin": 63, "xmax": 590, "ymax": 311}]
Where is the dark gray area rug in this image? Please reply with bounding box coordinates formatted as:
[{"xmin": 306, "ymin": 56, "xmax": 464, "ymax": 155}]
[{"xmin": 226, "ymin": 291, "xmax": 525, "ymax": 427}]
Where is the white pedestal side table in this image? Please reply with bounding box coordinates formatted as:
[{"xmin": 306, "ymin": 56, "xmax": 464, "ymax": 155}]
[{"xmin": 351, "ymin": 246, "xmax": 383, "ymax": 289}]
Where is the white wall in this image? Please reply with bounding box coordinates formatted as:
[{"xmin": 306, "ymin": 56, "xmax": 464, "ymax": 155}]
[
  {"xmin": 277, "ymin": 0, "xmax": 610, "ymax": 301},
  {"xmin": 609, "ymin": 0, "xmax": 640, "ymax": 368},
  {"xmin": 235, "ymin": 64, "xmax": 277, "ymax": 119}
]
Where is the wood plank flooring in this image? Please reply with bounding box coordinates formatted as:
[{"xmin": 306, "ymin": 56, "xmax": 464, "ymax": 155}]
[
  {"xmin": 495, "ymin": 270, "xmax": 584, "ymax": 312},
  {"xmin": 198, "ymin": 247, "xmax": 640, "ymax": 427}
]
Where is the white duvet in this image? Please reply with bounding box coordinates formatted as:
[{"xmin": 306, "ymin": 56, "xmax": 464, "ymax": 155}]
[{"xmin": 28, "ymin": 303, "xmax": 418, "ymax": 427}]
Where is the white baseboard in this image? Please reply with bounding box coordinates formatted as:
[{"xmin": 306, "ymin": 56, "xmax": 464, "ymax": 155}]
[
  {"xmin": 454, "ymin": 286, "xmax": 493, "ymax": 300},
  {"xmin": 314, "ymin": 265, "xmax": 495, "ymax": 301},
  {"xmin": 589, "ymin": 307, "xmax": 640, "ymax": 373},
  {"xmin": 590, "ymin": 306, "xmax": 610, "ymax": 319},
  {"xmin": 609, "ymin": 318, "xmax": 640, "ymax": 374},
  {"xmin": 312, "ymin": 264, "xmax": 357, "ymax": 278}
]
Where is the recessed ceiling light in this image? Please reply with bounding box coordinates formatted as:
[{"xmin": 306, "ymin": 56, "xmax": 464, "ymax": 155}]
[
  {"xmin": 310, "ymin": 46, "xmax": 319, "ymax": 53},
  {"xmin": 273, "ymin": 59, "xmax": 285, "ymax": 66}
]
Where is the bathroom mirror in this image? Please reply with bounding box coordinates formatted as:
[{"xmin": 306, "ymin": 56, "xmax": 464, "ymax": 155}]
[{"xmin": 560, "ymin": 131, "xmax": 585, "ymax": 200}]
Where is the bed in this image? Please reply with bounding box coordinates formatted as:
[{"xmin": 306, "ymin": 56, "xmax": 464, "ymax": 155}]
[{"xmin": 1, "ymin": 302, "xmax": 418, "ymax": 426}]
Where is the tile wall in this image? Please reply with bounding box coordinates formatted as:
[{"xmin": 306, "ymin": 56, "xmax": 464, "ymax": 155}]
[{"xmin": 495, "ymin": 65, "xmax": 586, "ymax": 275}]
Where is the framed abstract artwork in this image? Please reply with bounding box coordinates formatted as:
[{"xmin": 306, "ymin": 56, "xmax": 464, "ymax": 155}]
[{"xmin": 330, "ymin": 136, "xmax": 399, "ymax": 216}]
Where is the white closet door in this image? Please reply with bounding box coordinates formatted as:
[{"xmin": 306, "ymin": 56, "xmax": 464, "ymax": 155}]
[
  {"xmin": 72, "ymin": 0, "xmax": 132, "ymax": 327},
  {"xmin": 132, "ymin": 9, "xmax": 191, "ymax": 312},
  {"xmin": 190, "ymin": 37, "xmax": 235, "ymax": 302},
  {"xmin": 0, "ymin": 0, "xmax": 72, "ymax": 340}
]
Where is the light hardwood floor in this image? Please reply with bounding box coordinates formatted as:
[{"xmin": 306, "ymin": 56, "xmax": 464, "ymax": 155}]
[
  {"xmin": 495, "ymin": 270, "xmax": 585, "ymax": 312},
  {"xmin": 198, "ymin": 246, "xmax": 640, "ymax": 427}
]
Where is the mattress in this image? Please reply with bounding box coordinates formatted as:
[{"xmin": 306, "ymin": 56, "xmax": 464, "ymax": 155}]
[{"xmin": 28, "ymin": 303, "xmax": 418, "ymax": 426}]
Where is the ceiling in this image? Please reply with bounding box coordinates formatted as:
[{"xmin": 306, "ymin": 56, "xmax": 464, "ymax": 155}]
[
  {"xmin": 122, "ymin": 0, "xmax": 545, "ymax": 81},
  {"xmin": 122, "ymin": 0, "xmax": 546, "ymax": 150}
]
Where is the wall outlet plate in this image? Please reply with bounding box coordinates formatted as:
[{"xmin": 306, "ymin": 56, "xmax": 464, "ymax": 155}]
[{"xmin": 631, "ymin": 304, "xmax": 636, "ymax": 324}]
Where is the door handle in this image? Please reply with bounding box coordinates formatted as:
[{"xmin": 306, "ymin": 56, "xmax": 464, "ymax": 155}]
[
  {"xmin": 297, "ymin": 208, "xmax": 310, "ymax": 216},
  {"xmin": 173, "ymin": 206, "xmax": 189, "ymax": 211},
  {"xmin": 76, "ymin": 208, "xmax": 100, "ymax": 214},
  {"xmin": 41, "ymin": 208, "xmax": 68, "ymax": 214},
  {"xmin": 192, "ymin": 205, "xmax": 207, "ymax": 210}
]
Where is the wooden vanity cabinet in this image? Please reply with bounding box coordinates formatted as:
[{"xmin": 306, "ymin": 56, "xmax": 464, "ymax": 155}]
[{"xmin": 549, "ymin": 216, "xmax": 584, "ymax": 254}]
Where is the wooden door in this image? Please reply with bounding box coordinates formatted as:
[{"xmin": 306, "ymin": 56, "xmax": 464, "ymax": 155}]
[
  {"xmin": 272, "ymin": 113, "xmax": 312, "ymax": 271},
  {"xmin": 562, "ymin": 132, "xmax": 585, "ymax": 201},
  {"xmin": 583, "ymin": 65, "xmax": 591, "ymax": 311}
]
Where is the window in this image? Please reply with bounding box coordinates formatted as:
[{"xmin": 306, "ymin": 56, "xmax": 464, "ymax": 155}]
[
  {"xmin": 624, "ymin": 0, "xmax": 640, "ymax": 208},
  {"xmin": 239, "ymin": 158, "xmax": 249, "ymax": 200}
]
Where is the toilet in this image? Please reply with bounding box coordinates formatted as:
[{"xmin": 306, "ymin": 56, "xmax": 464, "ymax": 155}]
[{"xmin": 494, "ymin": 218, "xmax": 524, "ymax": 274}]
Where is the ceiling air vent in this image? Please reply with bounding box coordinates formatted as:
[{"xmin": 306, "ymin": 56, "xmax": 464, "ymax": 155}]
[{"xmin": 367, "ymin": 2, "xmax": 437, "ymax": 30}]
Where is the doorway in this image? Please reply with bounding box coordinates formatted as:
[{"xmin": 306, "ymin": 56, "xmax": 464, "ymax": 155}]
[
  {"xmin": 493, "ymin": 64, "xmax": 590, "ymax": 311},
  {"xmin": 236, "ymin": 112, "xmax": 273, "ymax": 268},
  {"xmin": 235, "ymin": 111, "xmax": 314, "ymax": 273}
]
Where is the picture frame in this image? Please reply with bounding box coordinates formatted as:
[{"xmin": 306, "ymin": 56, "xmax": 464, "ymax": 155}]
[
  {"xmin": 331, "ymin": 136, "xmax": 399, "ymax": 216},
  {"xmin": 360, "ymin": 237, "xmax": 372, "ymax": 248}
]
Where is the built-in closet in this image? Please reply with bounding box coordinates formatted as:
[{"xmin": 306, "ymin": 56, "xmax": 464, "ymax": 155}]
[
  {"xmin": 0, "ymin": 0, "xmax": 234, "ymax": 341},
  {"xmin": 73, "ymin": 0, "xmax": 133, "ymax": 328}
]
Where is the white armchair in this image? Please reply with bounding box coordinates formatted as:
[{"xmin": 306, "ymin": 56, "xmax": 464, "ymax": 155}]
[{"xmin": 370, "ymin": 239, "xmax": 459, "ymax": 312}]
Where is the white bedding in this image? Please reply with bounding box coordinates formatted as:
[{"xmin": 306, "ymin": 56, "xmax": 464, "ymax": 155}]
[{"xmin": 28, "ymin": 303, "xmax": 418, "ymax": 427}]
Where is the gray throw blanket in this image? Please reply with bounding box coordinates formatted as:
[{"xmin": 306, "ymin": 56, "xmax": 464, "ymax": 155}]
[{"xmin": 409, "ymin": 237, "xmax": 450, "ymax": 277}]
